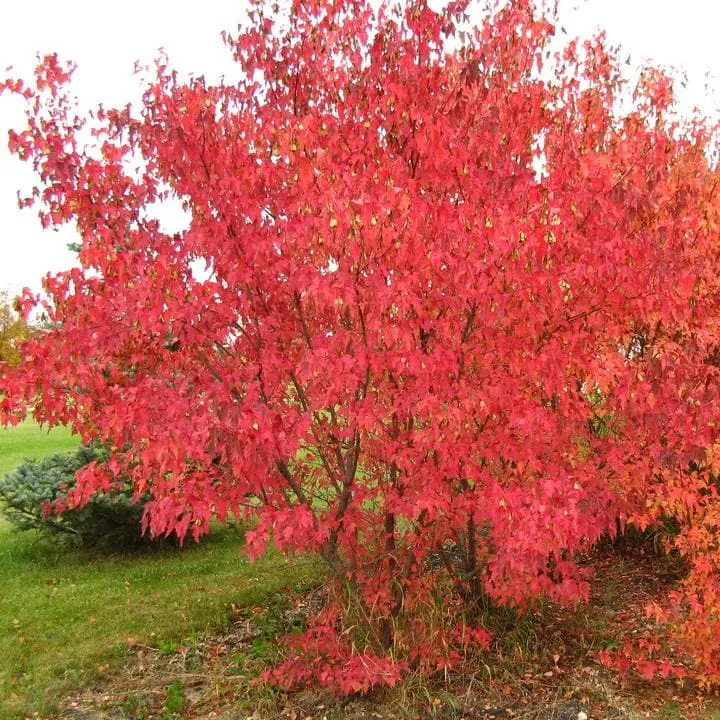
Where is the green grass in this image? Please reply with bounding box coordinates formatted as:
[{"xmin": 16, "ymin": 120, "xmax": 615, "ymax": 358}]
[
  {"xmin": 0, "ymin": 418, "xmax": 77, "ymax": 476},
  {"xmin": 0, "ymin": 525, "xmax": 324, "ymax": 718},
  {"xmin": 0, "ymin": 421, "xmax": 326, "ymax": 718}
]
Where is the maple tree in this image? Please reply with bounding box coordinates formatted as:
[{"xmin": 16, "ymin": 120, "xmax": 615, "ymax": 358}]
[{"xmin": 3, "ymin": 0, "xmax": 720, "ymax": 692}]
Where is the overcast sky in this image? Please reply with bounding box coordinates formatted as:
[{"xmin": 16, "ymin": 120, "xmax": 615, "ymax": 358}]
[{"xmin": 1, "ymin": 0, "xmax": 719, "ymax": 297}]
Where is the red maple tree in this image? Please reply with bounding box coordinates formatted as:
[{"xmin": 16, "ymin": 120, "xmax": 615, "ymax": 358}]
[{"xmin": 3, "ymin": 0, "xmax": 720, "ymax": 691}]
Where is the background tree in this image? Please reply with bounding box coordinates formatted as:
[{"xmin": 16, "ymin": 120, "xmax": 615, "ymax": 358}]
[
  {"xmin": 3, "ymin": 0, "xmax": 720, "ymax": 691},
  {"xmin": 0, "ymin": 291, "xmax": 28, "ymax": 366}
]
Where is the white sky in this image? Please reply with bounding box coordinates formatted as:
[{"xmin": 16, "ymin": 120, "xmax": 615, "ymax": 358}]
[{"xmin": 1, "ymin": 0, "xmax": 719, "ymax": 297}]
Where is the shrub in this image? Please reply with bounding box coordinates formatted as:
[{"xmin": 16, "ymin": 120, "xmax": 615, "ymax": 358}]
[{"xmin": 0, "ymin": 444, "xmax": 156, "ymax": 549}]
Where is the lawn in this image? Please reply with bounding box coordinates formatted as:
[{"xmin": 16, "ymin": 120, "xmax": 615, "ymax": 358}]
[
  {"xmin": 0, "ymin": 417, "xmax": 77, "ymax": 476},
  {"xmin": 0, "ymin": 421, "xmax": 325, "ymax": 718}
]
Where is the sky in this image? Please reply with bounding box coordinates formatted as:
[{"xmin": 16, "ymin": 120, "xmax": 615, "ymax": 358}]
[{"xmin": 1, "ymin": 0, "xmax": 719, "ymax": 297}]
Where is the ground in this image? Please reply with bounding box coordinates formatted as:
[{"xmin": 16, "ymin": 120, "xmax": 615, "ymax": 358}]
[{"xmin": 56, "ymin": 550, "xmax": 720, "ymax": 720}]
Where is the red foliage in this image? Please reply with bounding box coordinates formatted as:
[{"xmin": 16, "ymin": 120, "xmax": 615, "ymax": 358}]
[
  {"xmin": 4, "ymin": 0, "xmax": 720, "ymax": 688},
  {"xmin": 598, "ymin": 640, "xmax": 689, "ymax": 684},
  {"xmin": 266, "ymin": 624, "xmax": 407, "ymax": 696}
]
